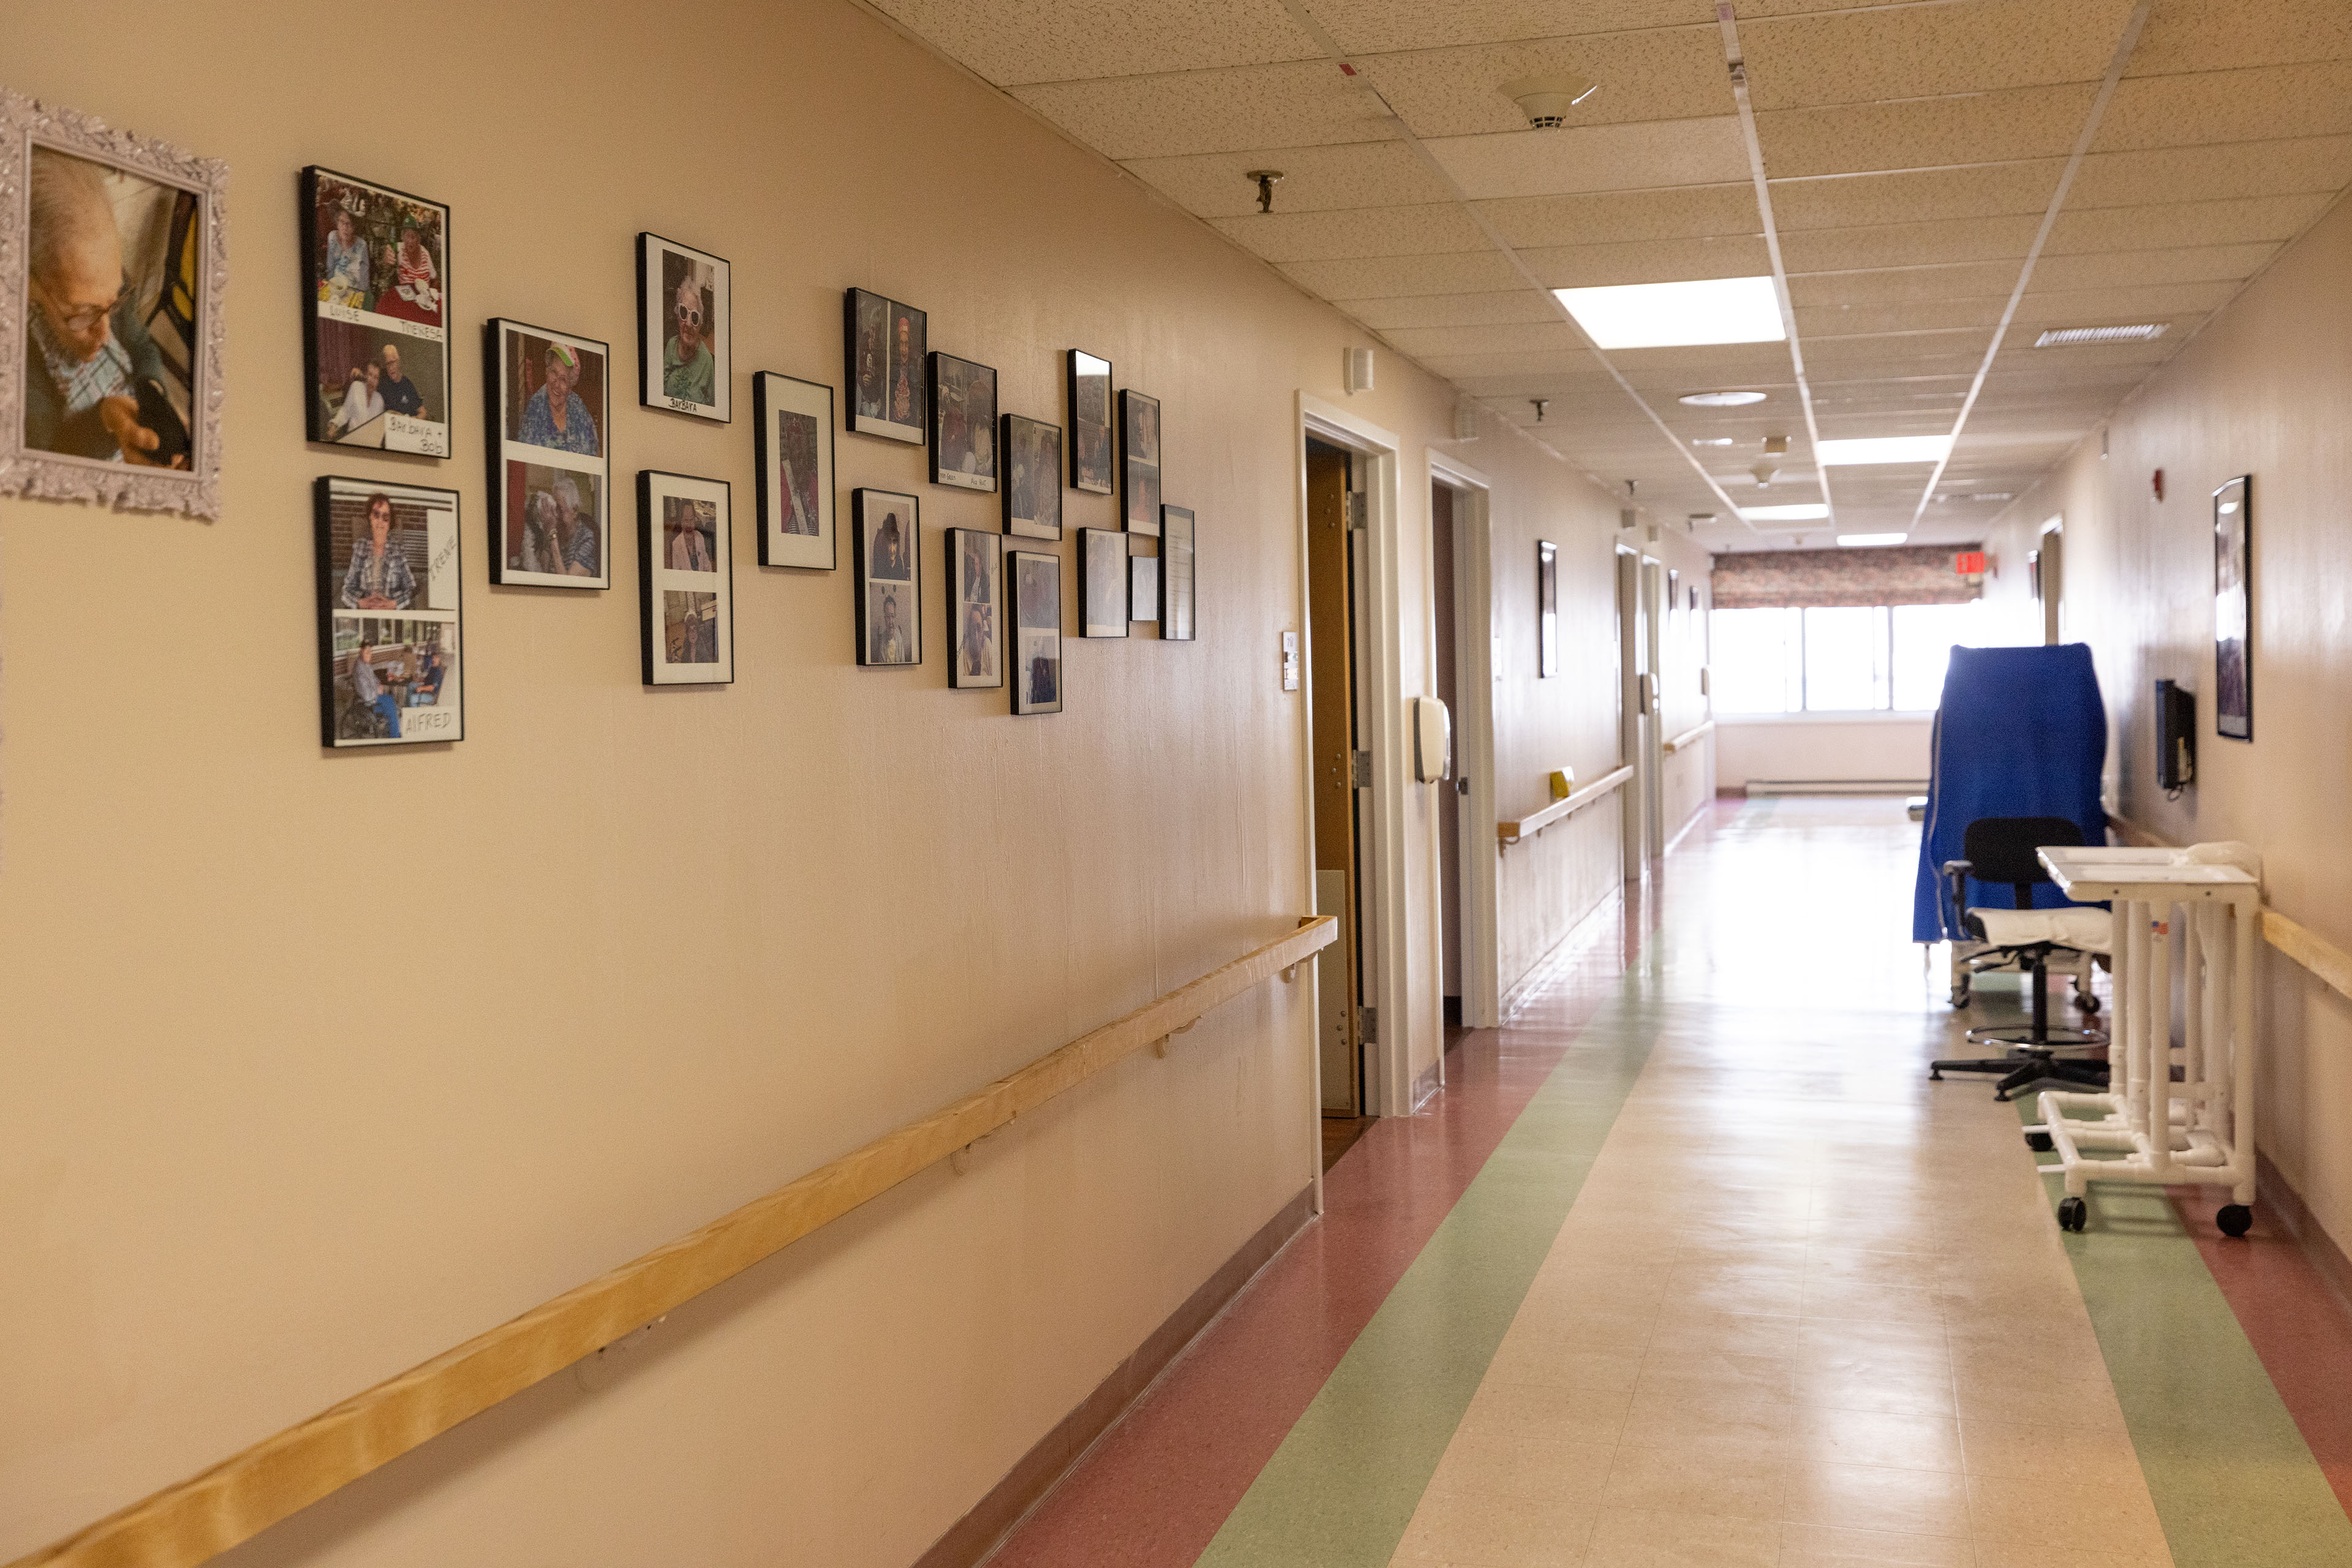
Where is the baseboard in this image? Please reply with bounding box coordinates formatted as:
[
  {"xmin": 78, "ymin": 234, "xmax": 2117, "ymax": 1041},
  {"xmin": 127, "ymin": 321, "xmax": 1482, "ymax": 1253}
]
[
  {"xmin": 1501, "ymin": 882, "xmax": 1625, "ymax": 1022},
  {"xmin": 912, "ymin": 1184, "xmax": 1317, "ymax": 1568},
  {"xmin": 1744, "ymin": 778, "xmax": 1928, "ymax": 796},
  {"xmin": 2254, "ymin": 1150, "xmax": 2352, "ymax": 1318},
  {"xmin": 1411, "ymin": 1058, "xmax": 1441, "ymax": 1112}
]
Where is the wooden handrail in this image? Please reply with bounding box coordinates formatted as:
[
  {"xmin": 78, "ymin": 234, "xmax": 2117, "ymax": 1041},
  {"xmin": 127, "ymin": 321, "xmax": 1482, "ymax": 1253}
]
[
  {"xmin": 13, "ymin": 916, "xmax": 1339, "ymax": 1568},
  {"xmin": 1662, "ymin": 719, "xmax": 1716, "ymax": 755},
  {"xmin": 2106, "ymin": 809, "xmax": 2352, "ymax": 1005},
  {"xmin": 1498, "ymin": 764, "xmax": 1634, "ymax": 845}
]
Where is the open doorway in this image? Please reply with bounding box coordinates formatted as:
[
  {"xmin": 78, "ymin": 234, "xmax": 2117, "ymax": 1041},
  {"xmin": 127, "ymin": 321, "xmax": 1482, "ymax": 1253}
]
[
  {"xmin": 1306, "ymin": 435, "xmax": 1366, "ymax": 1121},
  {"xmin": 1433, "ymin": 481, "xmax": 1462, "ymax": 1029},
  {"xmin": 1615, "ymin": 546, "xmax": 1650, "ymax": 879}
]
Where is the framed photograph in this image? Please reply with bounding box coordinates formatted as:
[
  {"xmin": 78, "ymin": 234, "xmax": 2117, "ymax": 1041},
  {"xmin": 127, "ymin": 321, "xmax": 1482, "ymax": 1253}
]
[
  {"xmin": 1067, "ymin": 350, "xmax": 1112, "ymax": 494},
  {"xmin": 844, "ymin": 288, "xmax": 924, "ymax": 443},
  {"xmin": 1001, "ymin": 414, "xmax": 1063, "ymax": 540},
  {"xmin": 1119, "ymin": 388, "xmax": 1161, "ymax": 535},
  {"xmin": 946, "ymin": 528, "xmax": 1005, "ymax": 689},
  {"xmin": 754, "ymin": 372, "xmax": 835, "ymax": 570},
  {"xmin": 1080, "ymin": 527, "xmax": 1128, "ymax": 639},
  {"xmin": 2214, "ymin": 475, "xmax": 2252, "ymax": 741},
  {"xmin": 315, "ymin": 477, "xmax": 463, "ymax": 747},
  {"xmin": 1129, "ymin": 554, "xmax": 1158, "ymax": 625},
  {"xmin": 638, "ymin": 470, "xmax": 734, "ymax": 685},
  {"xmin": 639, "ymin": 233, "xmax": 729, "ymax": 421},
  {"xmin": 304, "ymin": 167, "xmax": 449, "ymax": 457},
  {"xmin": 2, "ymin": 91, "xmax": 227, "ymax": 516},
  {"xmin": 1537, "ymin": 540, "xmax": 1559, "ymax": 678},
  {"xmin": 1161, "ymin": 503, "xmax": 1196, "ymax": 641},
  {"xmin": 485, "ymin": 319, "xmax": 608, "ymax": 589},
  {"xmin": 854, "ymin": 488, "xmax": 922, "ymax": 667},
  {"xmin": 928, "ymin": 352, "xmax": 997, "ymax": 492},
  {"xmin": 1011, "ymin": 549, "xmax": 1063, "ymax": 716}
]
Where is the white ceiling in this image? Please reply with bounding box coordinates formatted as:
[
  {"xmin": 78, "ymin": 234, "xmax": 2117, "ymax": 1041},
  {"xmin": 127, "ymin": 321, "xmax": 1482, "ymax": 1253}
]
[{"xmin": 870, "ymin": 0, "xmax": 2352, "ymax": 551}]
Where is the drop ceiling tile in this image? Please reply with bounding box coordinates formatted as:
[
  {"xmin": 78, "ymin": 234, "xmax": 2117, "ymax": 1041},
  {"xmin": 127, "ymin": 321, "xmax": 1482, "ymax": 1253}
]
[
  {"xmin": 1335, "ymin": 290, "xmax": 1562, "ymax": 329},
  {"xmin": 2001, "ymin": 314, "xmax": 2207, "ymax": 352},
  {"xmin": 1475, "ymin": 184, "xmax": 1759, "ymax": 247},
  {"xmin": 1210, "ymin": 203, "xmax": 1491, "ymax": 262},
  {"xmin": 2011, "ymin": 280, "xmax": 2238, "ymax": 318},
  {"xmin": 1278, "ymin": 249, "xmax": 1520, "ymax": 298},
  {"xmin": 1755, "ymin": 84, "xmax": 2099, "ymax": 179},
  {"xmin": 1799, "ymin": 351, "xmax": 1989, "ymax": 384},
  {"xmin": 2095, "ymin": 62, "xmax": 2352, "ymax": 153},
  {"xmin": 1779, "ymin": 214, "xmax": 2041, "ymax": 272},
  {"xmin": 2027, "ymin": 243, "xmax": 2279, "ymax": 291},
  {"xmin": 1521, "ymin": 233, "xmax": 1771, "ymax": 287},
  {"xmin": 873, "ymin": 0, "xmax": 1322, "ymax": 83},
  {"xmin": 2128, "ymin": 0, "xmax": 2352, "ymax": 79},
  {"xmin": 1786, "ymin": 262, "xmax": 2020, "ymax": 306},
  {"xmin": 1794, "ymin": 298, "xmax": 2009, "ymax": 336},
  {"xmin": 1379, "ymin": 322, "xmax": 1585, "ymax": 358},
  {"xmin": 1741, "ymin": 0, "xmax": 2136, "ymax": 112},
  {"xmin": 1997, "ymin": 335, "xmax": 2177, "ymax": 371},
  {"xmin": 1769, "ymin": 161, "xmax": 2065, "ymax": 231},
  {"xmin": 1300, "ymin": 0, "xmax": 1715, "ymax": 53},
  {"xmin": 1419, "ymin": 350, "xmax": 1602, "ymax": 379},
  {"xmin": 1803, "ymin": 327, "xmax": 1991, "ymax": 364},
  {"xmin": 2071, "ymin": 137, "xmax": 2352, "ymax": 211},
  {"xmin": 1121, "ymin": 142, "xmax": 1455, "ymax": 217},
  {"xmin": 1424, "ymin": 118, "xmax": 1748, "ymax": 198},
  {"xmin": 2042, "ymin": 192, "xmax": 2334, "ymax": 255},
  {"xmin": 1355, "ymin": 29, "xmax": 1729, "ymax": 139},
  {"xmin": 1010, "ymin": 62, "xmax": 1401, "ymax": 160},
  {"xmin": 1605, "ymin": 342, "xmax": 1800, "ymax": 381}
]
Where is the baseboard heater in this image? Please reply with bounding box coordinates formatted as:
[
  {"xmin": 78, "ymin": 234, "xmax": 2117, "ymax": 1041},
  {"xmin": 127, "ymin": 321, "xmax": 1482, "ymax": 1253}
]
[{"xmin": 1744, "ymin": 778, "xmax": 1929, "ymax": 797}]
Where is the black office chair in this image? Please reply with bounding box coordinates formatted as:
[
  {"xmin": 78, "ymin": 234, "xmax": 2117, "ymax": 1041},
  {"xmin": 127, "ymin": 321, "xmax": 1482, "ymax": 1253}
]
[{"xmin": 1929, "ymin": 816, "xmax": 2111, "ymax": 1102}]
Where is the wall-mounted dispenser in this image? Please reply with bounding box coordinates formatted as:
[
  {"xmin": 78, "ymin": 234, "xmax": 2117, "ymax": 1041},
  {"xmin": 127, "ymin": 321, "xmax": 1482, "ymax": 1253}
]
[{"xmin": 2155, "ymin": 679, "xmax": 2196, "ymax": 791}]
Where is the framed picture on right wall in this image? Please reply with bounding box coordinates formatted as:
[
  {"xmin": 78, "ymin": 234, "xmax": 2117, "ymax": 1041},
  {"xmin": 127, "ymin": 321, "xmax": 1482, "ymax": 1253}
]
[
  {"xmin": 1011, "ymin": 549, "xmax": 1063, "ymax": 715},
  {"xmin": 1119, "ymin": 388, "xmax": 1160, "ymax": 536},
  {"xmin": 2213, "ymin": 474, "xmax": 2251, "ymax": 740},
  {"xmin": 1160, "ymin": 503, "xmax": 1196, "ymax": 641},
  {"xmin": 1537, "ymin": 540, "xmax": 1559, "ymax": 677}
]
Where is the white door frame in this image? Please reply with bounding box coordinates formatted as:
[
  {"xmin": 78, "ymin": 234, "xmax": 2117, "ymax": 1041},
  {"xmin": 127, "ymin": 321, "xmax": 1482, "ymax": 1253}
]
[
  {"xmin": 1298, "ymin": 393, "xmax": 1418, "ymax": 1116},
  {"xmin": 1428, "ymin": 450, "xmax": 1499, "ymax": 1029}
]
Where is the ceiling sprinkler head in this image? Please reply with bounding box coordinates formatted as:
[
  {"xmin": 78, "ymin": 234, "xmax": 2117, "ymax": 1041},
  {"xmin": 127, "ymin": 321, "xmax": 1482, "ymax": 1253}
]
[
  {"xmin": 1245, "ymin": 169, "xmax": 1286, "ymax": 213},
  {"xmin": 1530, "ymin": 398, "xmax": 1550, "ymax": 423},
  {"xmin": 1762, "ymin": 434, "xmax": 1790, "ymax": 455},
  {"xmin": 1500, "ymin": 73, "xmax": 1598, "ymax": 130},
  {"xmin": 1750, "ymin": 459, "xmax": 1779, "ymax": 488}
]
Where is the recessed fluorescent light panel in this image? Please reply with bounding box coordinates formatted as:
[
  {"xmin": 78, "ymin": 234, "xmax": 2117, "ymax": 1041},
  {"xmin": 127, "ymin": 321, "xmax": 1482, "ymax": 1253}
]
[
  {"xmin": 1555, "ymin": 276, "xmax": 1785, "ymax": 350},
  {"xmin": 1680, "ymin": 390, "xmax": 1767, "ymax": 407},
  {"xmin": 1691, "ymin": 437, "xmax": 1735, "ymax": 446},
  {"xmin": 1838, "ymin": 533, "xmax": 1909, "ymax": 546},
  {"xmin": 1740, "ymin": 503, "xmax": 1830, "ymax": 522},
  {"xmin": 1814, "ymin": 435, "xmax": 1953, "ymax": 466},
  {"xmin": 2035, "ymin": 323, "xmax": 2165, "ymax": 347}
]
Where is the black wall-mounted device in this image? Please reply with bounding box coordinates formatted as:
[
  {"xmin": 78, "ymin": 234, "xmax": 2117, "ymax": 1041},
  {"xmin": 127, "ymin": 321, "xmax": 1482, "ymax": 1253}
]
[{"xmin": 2155, "ymin": 679, "xmax": 2196, "ymax": 791}]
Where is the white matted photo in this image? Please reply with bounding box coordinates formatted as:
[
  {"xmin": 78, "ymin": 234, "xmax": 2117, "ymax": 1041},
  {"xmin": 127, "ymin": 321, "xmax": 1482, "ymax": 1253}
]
[
  {"xmin": 315, "ymin": 477, "xmax": 463, "ymax": 747},
  {"xmin": 1080, "ymin": 527, "xmax": 1128, "ymax": 639},
  {"xmin": 854, "ymin": 488, "xmax": 922, "ymax": 667},
  {"xmin": 755, "ymin": 372, "xmax": 835, "ymax": 569},
  {"xmin": 946, "ymin": 527, "xmax": 1004, "ymax": 689},
  {"xmin": 1011, "ymin": 549, "xmax": 1063, "ymax": 716},
  {"xmin": 486, "ymin": 319, "xmax": 608, "ymax": 588},
  {"xmin": 639, "ymin": 233, "xmax": 729, "ymax": 421},
  {"xmin": 638, "ymin": 470, "xmax": 734, "ymax": 685},
  {"xmin": 1161, "ymin": 503, "xmax": 1196, "ymax": 641}
]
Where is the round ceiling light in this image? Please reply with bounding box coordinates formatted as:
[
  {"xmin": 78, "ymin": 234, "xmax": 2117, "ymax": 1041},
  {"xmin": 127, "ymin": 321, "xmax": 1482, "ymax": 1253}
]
[{"xmin": 1679, "ymin": 390, "xmax": 1766, "ymax": 407}]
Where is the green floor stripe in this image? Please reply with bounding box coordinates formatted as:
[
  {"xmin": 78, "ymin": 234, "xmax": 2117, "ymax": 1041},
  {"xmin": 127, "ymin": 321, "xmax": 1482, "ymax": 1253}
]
[
  {"xmin": 1193, "ymin": 983, "xmax": 1665, "ymax": 1568},
  {"xmin": 2034, "ymin": 1138, "xmax": 2352, "ymax": 1566}
]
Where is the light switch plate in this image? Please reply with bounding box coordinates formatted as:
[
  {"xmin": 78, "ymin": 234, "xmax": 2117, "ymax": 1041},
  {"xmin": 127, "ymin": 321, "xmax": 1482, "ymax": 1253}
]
[{"xmin": 1281, "ymin": 631, "xmax": 1300, "ymax": 692}]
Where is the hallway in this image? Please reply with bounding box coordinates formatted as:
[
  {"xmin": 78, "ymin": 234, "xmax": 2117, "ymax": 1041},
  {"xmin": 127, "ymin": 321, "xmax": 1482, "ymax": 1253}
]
[{"xmin": 991, "ymin": 799, "xmax": 2352, "ymax": 1568}]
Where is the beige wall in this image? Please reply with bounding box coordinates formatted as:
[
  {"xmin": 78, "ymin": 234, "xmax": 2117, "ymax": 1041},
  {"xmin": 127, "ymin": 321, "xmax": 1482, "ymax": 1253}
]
[
  {"xmin": 1984, "ymin": 190, "xmax": 2352, "ymax": 1258},
  {"xmin": 0, "ymin": 2, "xmax": 1666, "ymax": 1561},
  {"xmin": 1714, "ymin": 715, "xmax": 1934, "ymax": 793}
]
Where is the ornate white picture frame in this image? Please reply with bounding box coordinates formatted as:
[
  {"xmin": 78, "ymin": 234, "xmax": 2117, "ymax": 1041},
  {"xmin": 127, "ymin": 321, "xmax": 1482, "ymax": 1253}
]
[{"xmin": 1, "ymin": 89, "xmax": 227, "ymax": 518}]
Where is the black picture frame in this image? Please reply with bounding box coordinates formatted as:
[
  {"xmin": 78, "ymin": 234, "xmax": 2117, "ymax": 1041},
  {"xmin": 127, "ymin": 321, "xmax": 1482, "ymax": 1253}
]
[
  {"xmin": 484, "ymin": 318, "xmax": 611, "ymax": 589},
  {"xmin": 1068, "ymin": 350, "xmax": 1113, "ymax": 494},
  {"xmin": 1160, "ymin": 503, "xmax": 1196, "ymax": 641},
  {"xmin": 844, "ymin": 288, "xmax": 925, "ymax": 443},
  {"xmin": 2214, "ymin": 475, "xmax": 2252, "ymax": 741},
  {"xmin": 1002, "ymin": 413, "xmax": 1064, "ymax": 540},
  {"xmin": 638, "ymin": 470, "xmax": 734, "ymax": 686},
  {"xmin": 928, "ymin": 352, "xmax": 998, "ymax": 492},
  {"xmin": 1118, "ymin": 388, "xmax": 1161, "ymax": 535},
  {"xmin": 946, "ymin": 528, "xmax": 1006, "ymax": 690},
  {"xmin": 303, "ymin": 166, "xmax": 451, "ymax": 457},
  {"xmin": 1537, "ymin": 541, "xmax": 1559, "ymax": 677},
  {"xmin": 1080, "ymin": 527, "xmax": 1129, "ymax": 639},
  {"xmin": 314, "ymin": 475, "xmax": 464, "ymax": 747},
  {"xmin": 637, "ymin": 233, "xmax": 731, "ymax": 422},
  {"xmin": 854, "ymin": 488, "xmax": 923, "ymax": 667},
  {"xmin": 753, "ymin": 372, "xmax": 837, "ymax": 570},
  {"xmin": 1011, "ymin": 549, "xmax": 1064, "ymax": 715}
]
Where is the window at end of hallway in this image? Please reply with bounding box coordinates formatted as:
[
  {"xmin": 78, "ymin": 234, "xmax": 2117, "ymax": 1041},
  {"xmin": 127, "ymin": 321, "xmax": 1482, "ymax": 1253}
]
[{"xmin": 1711, "ymin": 601, "xmax": 2018, "ymax": 714}]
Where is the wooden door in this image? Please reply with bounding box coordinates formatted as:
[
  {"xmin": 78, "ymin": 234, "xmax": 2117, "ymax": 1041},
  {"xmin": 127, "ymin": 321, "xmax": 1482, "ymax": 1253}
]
[{"xmin": 1306, "ymin": 440, "xmax": 1362, "ymax": 1114}]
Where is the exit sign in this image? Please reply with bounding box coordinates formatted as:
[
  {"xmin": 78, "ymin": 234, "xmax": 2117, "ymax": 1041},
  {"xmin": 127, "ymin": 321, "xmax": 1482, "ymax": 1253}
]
[{"xmin": 1954, "ymin": 551, "xmax": 1986, "ymax": 575}]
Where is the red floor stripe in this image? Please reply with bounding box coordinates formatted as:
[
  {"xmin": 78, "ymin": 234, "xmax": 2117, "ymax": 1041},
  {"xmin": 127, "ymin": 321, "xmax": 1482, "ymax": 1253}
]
[
  {"xmin": 982, "ymin": 894, "xmax": 1648, "ymax": 1568},
  {"xmin": 2170, "ymin": 1189, "xmax": 2352, "ymax": 1519}
]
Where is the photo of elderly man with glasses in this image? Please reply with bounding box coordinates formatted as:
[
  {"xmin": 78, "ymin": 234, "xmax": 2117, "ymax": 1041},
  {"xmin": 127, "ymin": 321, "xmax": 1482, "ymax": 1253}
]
[{"xmin": 663, "ymin": 268, "xmax": 715, "ymax": 406}]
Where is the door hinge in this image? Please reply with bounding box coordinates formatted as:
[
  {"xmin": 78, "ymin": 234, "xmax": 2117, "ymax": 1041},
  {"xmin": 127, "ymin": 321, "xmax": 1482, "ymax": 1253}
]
[
  {"xmin": 1346, "ymin": 492, "xmax": 1369, "ymax": 530},
  {"xmin": 1351, "ymin": 749, "xmax": 1373, "ymax": 787},
  {"xmin": 1358, "ymin": 1006, "xmax": 1378, "ymax": 1044}
]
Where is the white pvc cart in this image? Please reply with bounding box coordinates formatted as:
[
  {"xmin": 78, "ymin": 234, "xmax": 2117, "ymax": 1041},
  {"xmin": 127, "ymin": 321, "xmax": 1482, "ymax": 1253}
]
[{"xmin": 2032, "ymin": 845, "xmax": 2263, "ymax": 1234}]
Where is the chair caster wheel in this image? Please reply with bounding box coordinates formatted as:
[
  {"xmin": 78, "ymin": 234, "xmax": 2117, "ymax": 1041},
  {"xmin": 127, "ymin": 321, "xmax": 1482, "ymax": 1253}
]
[
  {"xmin": 1950, "ymin": 987, "xmax": 1970, "ymax": 1009},
  {"xmin": 2077, "ymin": 992, "xmax": 2101, "ymax": 1014},
  {"xmin": 2217, "ymin": 1204, "xmax": 2253, "ymax": 1238},
  {"xmin": 2026, "ymin": 1131, "xmax": 2053, "ymax": 1152},
  {"xmin": 2057, "ymin": 1197, "xmax": 2088, "ymax": 1232}
]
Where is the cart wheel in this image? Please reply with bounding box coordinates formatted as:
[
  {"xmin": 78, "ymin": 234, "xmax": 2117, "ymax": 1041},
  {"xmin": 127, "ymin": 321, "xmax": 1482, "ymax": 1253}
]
[
  {"xmin": 2057, "ymin": 1197, "xmax": 2087, "ymax": 1232},
  {"xmin": 2217, "ymin": 1204, "xmax": 2253, "ymax": 1238},
  {"xmin": 1950, "ymin": 983, "xmax": 1971, "ymax": 1009},
  {"xmin": 2076, "ymin": 992, "xmax": 2101, "ymax": 1015},
  {"xmin": 2026, "ymin": 1131, "xmax": 2054, "ymax": 1153}
]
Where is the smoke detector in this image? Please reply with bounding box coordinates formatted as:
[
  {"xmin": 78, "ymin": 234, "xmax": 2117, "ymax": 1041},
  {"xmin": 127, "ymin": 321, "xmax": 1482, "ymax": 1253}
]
[
  {"xmin": 1750, "ymin": 459, "xmax": 1780, "ymax": 488},
  {"xmin": 1501, "ymin": 73, "xmax": 1598, "ymax": 129}
]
